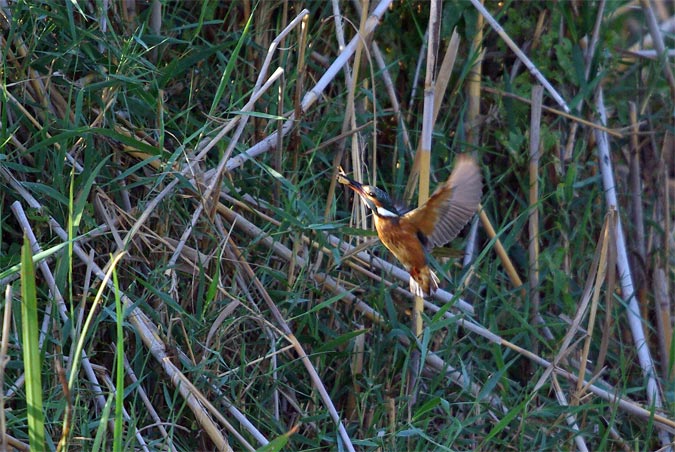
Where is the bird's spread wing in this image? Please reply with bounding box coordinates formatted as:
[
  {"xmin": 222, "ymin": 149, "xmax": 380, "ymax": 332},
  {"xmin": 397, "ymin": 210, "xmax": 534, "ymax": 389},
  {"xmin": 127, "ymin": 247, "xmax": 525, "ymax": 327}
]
[{"xmin": 403, "ymin": 154, "xmax": 482, "ymax": 248}]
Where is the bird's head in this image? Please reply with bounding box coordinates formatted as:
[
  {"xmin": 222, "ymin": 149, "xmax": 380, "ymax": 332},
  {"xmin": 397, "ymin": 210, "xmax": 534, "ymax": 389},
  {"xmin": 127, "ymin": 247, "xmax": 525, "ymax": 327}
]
[{"xmin": 337, "ymin": 168, "xmax": 399, "ymax": 218}]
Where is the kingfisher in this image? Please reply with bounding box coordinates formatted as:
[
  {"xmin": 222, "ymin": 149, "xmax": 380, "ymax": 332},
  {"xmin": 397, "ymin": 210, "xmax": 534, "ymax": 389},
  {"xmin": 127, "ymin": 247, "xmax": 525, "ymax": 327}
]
[{"xmin": 337, "ymin": 154, "xmax": 482, "ymax": 298}]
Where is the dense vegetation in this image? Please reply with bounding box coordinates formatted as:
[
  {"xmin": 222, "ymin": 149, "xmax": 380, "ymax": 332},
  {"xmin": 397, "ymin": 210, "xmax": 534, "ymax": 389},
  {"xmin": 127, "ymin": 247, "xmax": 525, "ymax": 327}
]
[{"xmin": 1, "ymin": 1, "xmax": 673, "ymax": 450}]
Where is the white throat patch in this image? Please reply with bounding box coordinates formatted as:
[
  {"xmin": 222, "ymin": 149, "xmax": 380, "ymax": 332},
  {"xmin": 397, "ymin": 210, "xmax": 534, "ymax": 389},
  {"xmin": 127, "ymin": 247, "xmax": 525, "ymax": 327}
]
[{"xmin": 376, "ymin": 206, "xmax": 398, "ymax": 218}]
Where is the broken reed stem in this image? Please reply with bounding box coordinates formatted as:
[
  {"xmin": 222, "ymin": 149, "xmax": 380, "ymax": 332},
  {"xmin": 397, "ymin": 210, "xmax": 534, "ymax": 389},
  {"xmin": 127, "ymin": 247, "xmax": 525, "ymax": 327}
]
[{"xmin": 478, "ymin": 206, "xmax": 525, "ymax": 295}]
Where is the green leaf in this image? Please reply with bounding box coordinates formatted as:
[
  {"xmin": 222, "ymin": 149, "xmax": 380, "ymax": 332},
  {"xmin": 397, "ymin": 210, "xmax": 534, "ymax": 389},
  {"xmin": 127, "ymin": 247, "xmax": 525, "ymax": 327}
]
[{"xmin": 20, "ymin": 235, "xmax": 45, "ymax": 450}]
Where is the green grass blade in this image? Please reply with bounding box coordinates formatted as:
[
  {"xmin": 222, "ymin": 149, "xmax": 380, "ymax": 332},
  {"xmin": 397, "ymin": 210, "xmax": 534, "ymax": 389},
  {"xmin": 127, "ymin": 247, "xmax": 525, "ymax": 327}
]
[
  {"xmin": 92, "ymin": 394, "xmax": 115, "ymax": 452},
  {"xmin": 20, "ymin": 234, "xmax": 45, "ymax": 449},
  {"xmin": 113, "ymin": 264, "xmax": 124, "ymax": 452}
]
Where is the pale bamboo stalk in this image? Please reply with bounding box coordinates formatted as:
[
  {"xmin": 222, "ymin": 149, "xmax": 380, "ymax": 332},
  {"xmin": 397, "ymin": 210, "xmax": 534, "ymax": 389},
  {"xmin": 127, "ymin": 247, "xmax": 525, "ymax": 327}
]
[
  {"xmin": 622, "ymin": 48, "xmax": 675, "ymax": 58},
  {"xmin": 462, "ymin": 216, "xmax": 480, "ymax": 268},
  {"xmin": 405, "ymin": 29, "xmax": 459, "ymax": 203},
  {"xmin": 463, "ymin": 14, "xmax": 482, "ymax": 275},
  {"xmin": 322, "ymin": 0, "xmax": 352, "ymax": 222},
  {"xmin": 331, "ymin": 0, "xmax": 352, "ymax": 84},
  {"xmin": 594, "ymin": 87, "xmax": 672, "ymax": 448},
  {"xmin": 347, "ymin": 0, "xmax": 370, "ymax": 232}
]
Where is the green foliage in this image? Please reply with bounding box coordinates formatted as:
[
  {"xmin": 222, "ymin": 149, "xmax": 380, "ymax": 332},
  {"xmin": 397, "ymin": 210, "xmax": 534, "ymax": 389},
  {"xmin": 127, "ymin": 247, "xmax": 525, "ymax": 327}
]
[
  {"xmin": 0, "ymin": 0, "xmax": 672, "ymax": 450},
  {"xmin": 20, "ymin": 235, "xmax": 45, "ymax": 449}
]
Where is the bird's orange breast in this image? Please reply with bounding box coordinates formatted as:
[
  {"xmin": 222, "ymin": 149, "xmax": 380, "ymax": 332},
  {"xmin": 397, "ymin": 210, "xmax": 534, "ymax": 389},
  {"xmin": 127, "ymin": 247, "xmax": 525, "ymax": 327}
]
[{"xmin": 372, "ymin": 215, "xmax": 427, "ymax": 271}]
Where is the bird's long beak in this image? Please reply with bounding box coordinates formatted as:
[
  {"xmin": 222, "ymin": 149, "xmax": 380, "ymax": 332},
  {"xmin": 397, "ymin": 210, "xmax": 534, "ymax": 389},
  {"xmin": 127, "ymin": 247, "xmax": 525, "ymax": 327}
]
[{"xmin": 336, "ymin": 167, "xmax": 366, "ymax": 196}]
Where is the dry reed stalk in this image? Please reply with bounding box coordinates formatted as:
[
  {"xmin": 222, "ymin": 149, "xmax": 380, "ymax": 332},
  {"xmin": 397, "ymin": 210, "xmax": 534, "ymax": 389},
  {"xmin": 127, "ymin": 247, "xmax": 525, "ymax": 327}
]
[
  {"xmin": 0, "ymin": 286, "xmax": 12, "ymax": 451},
  {"xmin": 551, "ymin": 375, "xmax": 590, "ymax": 452},
  {"xmin": 653, "ymin": 269, "xmax": 673, "ymax": 380},
  {"xmin": 534, "ymin": 211, "xmax": 612, "ymax": 395},
  {"xmin": 528, "ymin": 85, "xmax": 543, "ymax": 353},
  {"xmin": 347, "ymin": 0, "xmax": 371, "ymax": 233},
  {"xmin": 403, "ymin": 7, "xmax": 442, "ymax": 404},
  {"xmin": 1, "ymin": 188, "xmax": 234, "ymax": 450},
  {"xmin": 575, "ymin": 212, "xmax": 613, "ymax": 402},
  {"xmin": 119, "ymin": 349, "xmax": 178, "ymax": 452},
  {"xmin": 595, "ymin": 88, "xmax": 672, "ymax": 448},
  {"xmin": 227, "ymin": 243, "xmax": 357, "ymax": 452},
  {"xmin": 226, "ymin": 0, "xmax": 393, "ymax": 173},
  {"xmin": 466, "ymin": 9, "xmax": 483, "ymax": 149},
  {"xmin": 478, "ymin": 207, "xmax": 525, "ymax": 297},
  {"xmin": 404, "ymin": 29, "xmax": 460, "ymax": 202}
]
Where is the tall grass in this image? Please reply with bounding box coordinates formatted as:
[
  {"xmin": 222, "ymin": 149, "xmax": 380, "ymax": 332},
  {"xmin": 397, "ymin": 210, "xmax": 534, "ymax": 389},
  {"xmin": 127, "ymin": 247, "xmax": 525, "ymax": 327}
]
[{"xmin": 0, "ymin": 1, "xmax": 673, "ymax": 450}]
